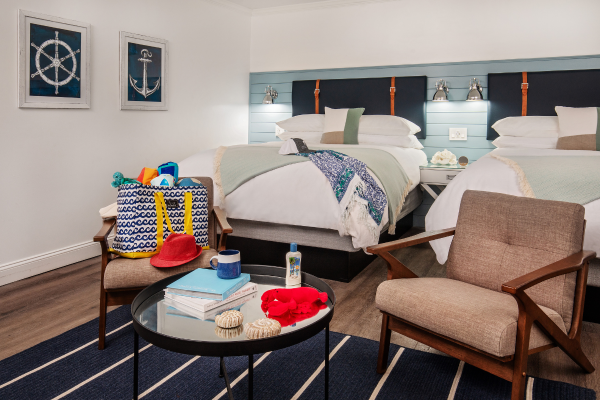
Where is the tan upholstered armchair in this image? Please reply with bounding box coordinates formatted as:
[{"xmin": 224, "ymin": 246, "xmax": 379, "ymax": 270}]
[
  {"xmin": 367, "ymin": 190, "xmax": 595, "ymax": 400},
  {"xmin": 93, "ymin": 177, "xmax": 232, "ymax": 350}
]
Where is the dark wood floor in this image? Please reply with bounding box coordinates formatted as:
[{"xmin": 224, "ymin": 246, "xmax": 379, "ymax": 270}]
[{"xmin": 1, "ymin": 232, "xmax": 598, "ymax": 395}]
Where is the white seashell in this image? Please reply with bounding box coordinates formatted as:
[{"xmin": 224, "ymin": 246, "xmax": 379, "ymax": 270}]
[
  {"xmin": 215, "ymin": 310, "xmax": 244, "ymax": 328},
  {"xmin": 244, "ymin": 318, "xmax": 282, "ymax": 340}
]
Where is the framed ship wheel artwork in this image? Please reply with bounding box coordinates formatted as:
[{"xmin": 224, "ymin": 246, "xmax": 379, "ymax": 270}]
[{"xmin": 18, "ymin": 10, "xmax": 91, "ymax": 109}]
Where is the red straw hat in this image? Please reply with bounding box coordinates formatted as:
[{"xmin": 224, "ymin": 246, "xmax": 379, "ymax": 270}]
[{"xmin": 150, "ymin": 233, "xmax": 203, "ymax": 268}]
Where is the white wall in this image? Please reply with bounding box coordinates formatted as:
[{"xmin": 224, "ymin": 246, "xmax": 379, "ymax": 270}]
[
  {"xmin": 0, "ymin": 0, "xmax": 251, "ymax": 280},
  {"xmin": 250, "ymin": 0, "xmax": 600, "ymax": 72}
]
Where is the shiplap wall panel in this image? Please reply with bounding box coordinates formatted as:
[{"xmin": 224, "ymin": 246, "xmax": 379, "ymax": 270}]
[{"xmin": 249, "ymin": 55, "xmax": 600, "ymax": 227}]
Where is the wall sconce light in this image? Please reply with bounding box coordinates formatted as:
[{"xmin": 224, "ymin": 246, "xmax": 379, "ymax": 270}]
[
  {"xmin": 262, "ymin": 85, "xmax": 278, "ymax": 104},
  {"xmin": 432, "ymin": 79, "xmax": 449, "ymax": 101},
  {"xmin": 466, "ymin": 78, "xmax": 483, "ymax": 101}
]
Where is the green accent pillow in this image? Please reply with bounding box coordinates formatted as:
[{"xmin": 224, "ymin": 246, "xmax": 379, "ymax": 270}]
[{"xmin": 343, "ymin": 108, "xmax": 365, "ymax": 144}]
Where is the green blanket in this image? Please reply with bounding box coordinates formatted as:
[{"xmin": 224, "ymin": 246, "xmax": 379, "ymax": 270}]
[
  {"xmin": 492, "ymin": 155, "xmax": 600, "ymax": 205},
  {"xmin": 214, "ymin": 145, "xmax": 412, "ymax": 234}
]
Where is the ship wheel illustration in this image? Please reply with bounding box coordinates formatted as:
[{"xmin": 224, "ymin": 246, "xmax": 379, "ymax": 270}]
[{"xmin": 30, "ymin": 31, "xmax": 81, "ymax": 95}]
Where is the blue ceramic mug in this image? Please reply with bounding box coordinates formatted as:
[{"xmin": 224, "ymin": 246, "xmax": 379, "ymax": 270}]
[{"xmin": 210, "ymin": 250, "xmax": 241, "ymax": 279}]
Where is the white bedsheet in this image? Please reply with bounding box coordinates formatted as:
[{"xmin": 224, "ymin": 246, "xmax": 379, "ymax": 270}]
[
  {"xmin": 426, "ymin": 148, "xmax": 600, "ymax": 264},
  {"xmin": 179, "ymin": 142, "xmax": 427, "ymax": 249}
]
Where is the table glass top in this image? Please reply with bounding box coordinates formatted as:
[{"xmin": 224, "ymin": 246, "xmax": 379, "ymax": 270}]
[
  {"xmin": 134, "ymin": 281, "xmax": 333, "ymax": 343},
  {"xmin": 420, "ymin": 162, "xmax": 468, "ymax": 169}
]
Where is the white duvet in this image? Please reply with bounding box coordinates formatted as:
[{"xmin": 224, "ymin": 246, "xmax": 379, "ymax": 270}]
[
  {"xmin": 179, "ymin": 142, "xmax": 427, "ymax": 249},
  {"xmin": 426, "ymin": 148, "xmax": 600, "ymax": 264}
]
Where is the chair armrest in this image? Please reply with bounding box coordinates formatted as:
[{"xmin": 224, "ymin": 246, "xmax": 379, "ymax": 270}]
[
  {"xmin": 502, "ymin": 250, "xmax": 596, "ymax": 294},
  {"xmin": 213, "ymin": 206, "xmax": 232, "ymax": 251},
  {"xmin": 94, "ymin": 218, "xmax": 116, "ymax": 243},
  {"xmin": 366, "ymin": 228, "xmax": 455, "ymax": 254},
  {"xmin": 213, "ymin": 206, "xmax": 232, "ymax": 234}
]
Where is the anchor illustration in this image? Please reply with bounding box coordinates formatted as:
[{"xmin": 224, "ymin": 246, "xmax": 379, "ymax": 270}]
[{"xmin": 129, "ymin": 49, "xmax": 160, "ymax": 98}]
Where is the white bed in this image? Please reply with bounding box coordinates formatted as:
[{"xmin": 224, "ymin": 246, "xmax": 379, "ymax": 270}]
[
  {"xmin": 426, "ymin": 148, "xmax": 600, "ymax": 271},
  {"xmin": 179, "ymin": 141, "xmax": 428, "ymax": 250}
]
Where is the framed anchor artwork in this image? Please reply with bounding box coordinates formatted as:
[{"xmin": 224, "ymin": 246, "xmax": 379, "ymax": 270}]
[
  {"xmin": 18, "ymin": 10, "xmax": 91, "ymax": 109},
  {"xmin": 120, "ymin": 32, "xmax": 168, "ymax": 111}
]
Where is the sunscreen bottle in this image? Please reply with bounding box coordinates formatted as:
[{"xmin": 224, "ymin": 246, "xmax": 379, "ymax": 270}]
[{"xmin": 286, "ymin": 243, "xmax": 302, "ymax": 288}]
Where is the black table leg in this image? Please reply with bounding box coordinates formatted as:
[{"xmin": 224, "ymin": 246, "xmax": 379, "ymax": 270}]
[
  {"xmin": 221, "ymin": 357, "xmax": 234, "ymax": 400},
  {"xmin": 133, "ymin": 330, "xmax": 139, "ymax": 400},
  {"xmin": 219, "ymin": 359, "xmax": 224, "ymax": 378},
  {"xmin": 325, "ymin": 324, "xmax": 329, "ymax": 400},
  {"xmin": 248, "ymin": 355, "xmax": 254, "ymax": 400}
]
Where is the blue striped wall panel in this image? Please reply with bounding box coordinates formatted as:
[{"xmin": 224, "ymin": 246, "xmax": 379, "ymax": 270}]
[
  {"xmin": 249, "ymin": 55, "xmax": 600, "ymax": 226},
  {"xmin": 250, "ymin": 113, "xmax": 293, "ymax": 123},
  {"xmin": 426, "ymin": 124, "xmax": 487, "ymax": 137}
]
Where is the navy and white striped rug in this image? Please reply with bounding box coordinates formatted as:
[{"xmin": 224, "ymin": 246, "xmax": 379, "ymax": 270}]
[{"xmin": 0, "ymin": 306, "xmax": 595, "ymax": 399}]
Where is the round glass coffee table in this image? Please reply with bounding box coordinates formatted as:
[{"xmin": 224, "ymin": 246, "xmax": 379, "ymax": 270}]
[{"xmin": 131, "ymin": 264, "xmax": 336, "ymax": 400}]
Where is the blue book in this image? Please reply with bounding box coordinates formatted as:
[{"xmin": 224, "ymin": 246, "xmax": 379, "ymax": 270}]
[{"xmin": 166, "ymin": 269, "xmax": 250, "ymax": 301}]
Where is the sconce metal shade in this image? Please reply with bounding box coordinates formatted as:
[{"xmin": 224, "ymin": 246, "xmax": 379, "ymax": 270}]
[
  {"xmin": 432, "ymin": 79, "xmax": 449, "ymax": 101},
  {"xmin": 466, "ymin": 78, "xmax": 483, "ymax": 101},
  {"xmin": 262, "ymin": 85, "xmax": 278, "ymax": 104}
]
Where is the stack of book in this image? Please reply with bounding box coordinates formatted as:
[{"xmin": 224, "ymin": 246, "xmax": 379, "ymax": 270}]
[{"xmin": 163, "ymin": 268, "xmax": 257, "ymax": 321}]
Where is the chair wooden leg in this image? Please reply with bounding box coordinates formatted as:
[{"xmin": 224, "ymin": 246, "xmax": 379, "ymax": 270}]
[
  {"xmin": 560, "ymin": 339, "xmax": 595, "ymax": 373},
  {"xmin": 377, "ymin": 313, "xmax": 392, "ymax": 374},
  {"xmin": 98, "ymin": 290, "xmax": 108, "ymax": 350},
  {"xmin": 511, "ymin": 309, "xmax": 532, "ymax": 400}
]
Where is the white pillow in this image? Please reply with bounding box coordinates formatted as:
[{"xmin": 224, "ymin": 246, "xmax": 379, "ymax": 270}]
[
  {"xmin": 358, "ymin": 134, "xmax": 423, "ymax": 149},
  {"xmin": 324, "ymin": 107, "xmax": 350, "ymax": 133},
  {"xmin": 277, "ymin": 131, "xmax": 323, "ymax": 144},
  {"xmin": 491, "ymin": 116, "xmax": 559, "ymax": 137},
  {"xmin": 492, "ymin": 136, "xmax": 557, "ymax": 149},
  {"xmin": 358, "ymin": 115, "xmax": 421, "ymax": 136},
  {"xmin": 555, "ymin": 106, "xmax": 598, "ymax": 137},
  {"xmin": 276, "ymin": 114, "xmax": 325, "ymax": 132}
]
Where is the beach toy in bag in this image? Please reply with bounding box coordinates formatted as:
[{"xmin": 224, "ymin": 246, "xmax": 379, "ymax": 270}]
[
  {"xmin": 177, "ymin": 177, "xmax": 203, "ymax": 187},
  {"xmin": 110, "ymin": 181, "xmax": 210, "ymax": 258},
  {"xmin": 137, "ymin": 168, "xmax": 159, "ymax": 185},
  {"xmin": 158, "ymin": 162, "xmax": 179, "ymax": 182},
  {"xmin": 111, "ymin": 172, "xmax": 140, "ymax": 188},
  {"xmin": 151, "ymin": 174, "xmax": 175, "ymax": 187}
]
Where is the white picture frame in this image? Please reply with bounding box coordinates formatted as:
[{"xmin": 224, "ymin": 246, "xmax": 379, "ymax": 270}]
[
  {"xmin": 120, "ymin": 32, "xmax": 168, "ymax": 111},
  {"xmin": 18, "ymin": 10, "xmax": 91, "ymax": 109}
]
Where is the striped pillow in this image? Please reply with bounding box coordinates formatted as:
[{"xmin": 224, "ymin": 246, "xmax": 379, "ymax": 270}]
[{"xmin": 555, "ymin": 106, "xmax": 600, "ymax": 151}]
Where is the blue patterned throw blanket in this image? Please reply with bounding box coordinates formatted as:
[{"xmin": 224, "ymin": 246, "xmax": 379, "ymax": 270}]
[{"xmin": 299, "ymin": 150, "xmax": 387, "ymax": 242}]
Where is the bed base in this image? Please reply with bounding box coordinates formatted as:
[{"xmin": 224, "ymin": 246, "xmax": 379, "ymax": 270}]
[
  {"xmin": 227, "ymin": 212, "xmax": 413, "ymax": 283},
  {"xmin": 584, "ymin": 285, "xmax": 600, "ymax": 324}
]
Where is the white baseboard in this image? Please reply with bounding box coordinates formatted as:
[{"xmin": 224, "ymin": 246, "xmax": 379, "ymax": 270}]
[{"xmin": 0, "ymin": 240, "xmax": 104, "ymax": 287}]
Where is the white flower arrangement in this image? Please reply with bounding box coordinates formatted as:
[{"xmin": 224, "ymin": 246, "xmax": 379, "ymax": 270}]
[{"xmin": 431, "ymin": 149, "xmax": 457, "ymax": 165}]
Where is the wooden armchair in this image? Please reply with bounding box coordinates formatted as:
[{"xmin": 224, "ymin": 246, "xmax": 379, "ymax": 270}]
[
  {"xmin": 93, "ymin": 177, "xmax": 232, "ymax": 350},
  {"xmin": 367, "ymin": 190, "xmax": 595, "ymax": 400}
]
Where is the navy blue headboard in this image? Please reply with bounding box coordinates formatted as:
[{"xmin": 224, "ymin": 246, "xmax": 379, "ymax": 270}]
[
  {"xmin": 487, "ymin": 69, "xmax": 600, "ymax": 140},
  {"xmin": 292, "ymin": 76, "xmax": 427, "ymax": 139}
]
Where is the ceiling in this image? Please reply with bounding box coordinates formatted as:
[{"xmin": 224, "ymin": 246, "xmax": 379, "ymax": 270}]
[{"xmin": 226, "ymin": 0, "xmax": 334, "ymax": 10}]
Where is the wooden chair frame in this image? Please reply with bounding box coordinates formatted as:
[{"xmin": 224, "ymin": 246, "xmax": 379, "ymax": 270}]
[
  {"xmin": 93, "ymin": 200, "xmax": 232, "ymax": 350},
  {"xmin": 366, "ymin": 228, "xmax": 596, "ymax": 400}
]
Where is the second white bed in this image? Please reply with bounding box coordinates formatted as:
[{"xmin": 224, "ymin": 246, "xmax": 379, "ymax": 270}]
[{"xmin": 426, "ymin": 148, "xmax": 600, "ymax": 265}]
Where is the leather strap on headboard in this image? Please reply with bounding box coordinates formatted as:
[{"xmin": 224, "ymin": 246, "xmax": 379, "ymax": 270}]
[
  {"xmin": 390, "ymin": 77, "xmax": 396, "ymax": 116},
  {"xmin": 521, "ymin": 72, "xmax": 528, "ymax": 116},
  {"xmin": 314, "ymin": 79, "xmax": 321, "ymax": 114}
]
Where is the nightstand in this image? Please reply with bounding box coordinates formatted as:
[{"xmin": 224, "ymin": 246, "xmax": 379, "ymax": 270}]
[{"xmin": 419, "ymin": 163, "xmax": 467, "ymax": 199}]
